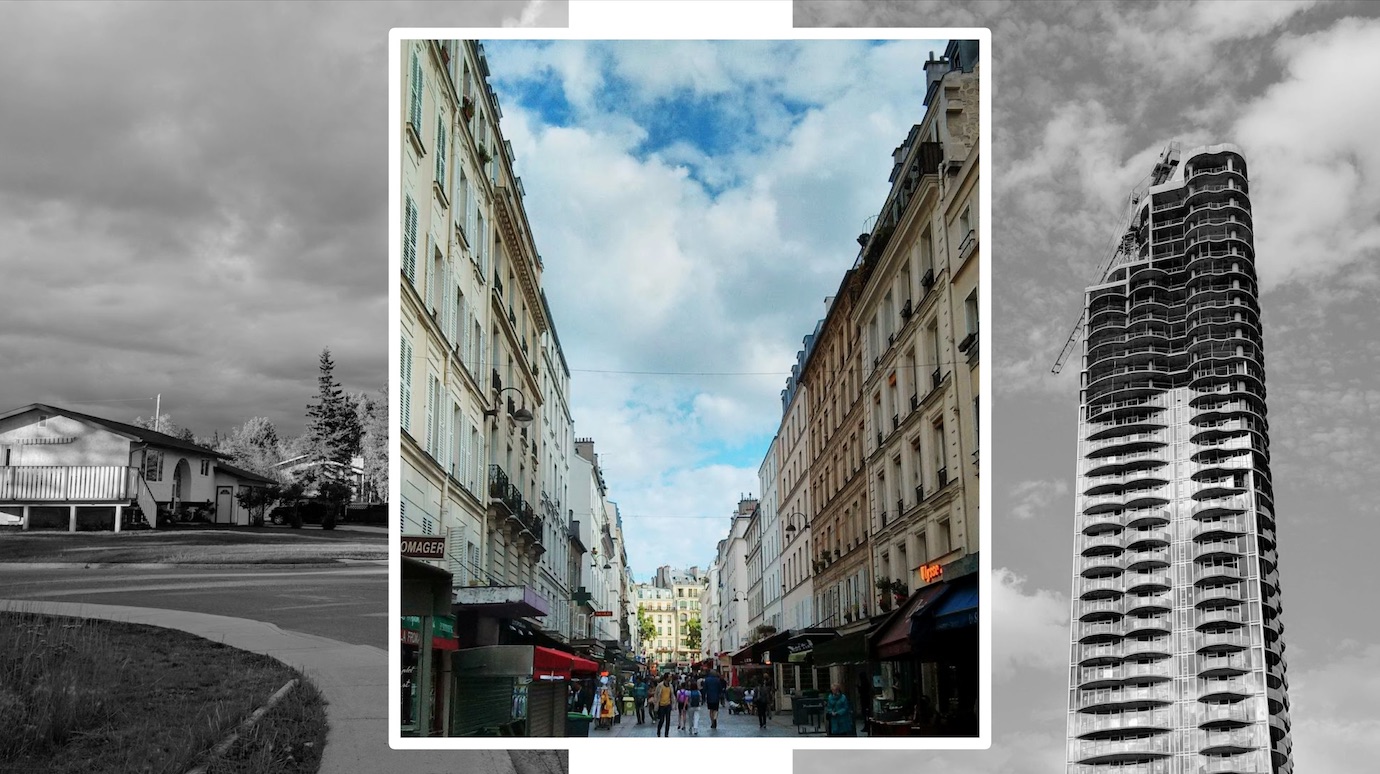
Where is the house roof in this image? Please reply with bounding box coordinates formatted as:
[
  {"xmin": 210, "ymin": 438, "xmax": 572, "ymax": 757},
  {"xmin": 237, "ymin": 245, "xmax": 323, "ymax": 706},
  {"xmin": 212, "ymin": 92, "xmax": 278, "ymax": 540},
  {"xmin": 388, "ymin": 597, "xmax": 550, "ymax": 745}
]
[
  {"xmin": 215, "ymin": 460, "xmax": 279, "ymax": 485},
  {"xmin": 0, "ymin": 403, "xmax": 228, "ymax": 458}
]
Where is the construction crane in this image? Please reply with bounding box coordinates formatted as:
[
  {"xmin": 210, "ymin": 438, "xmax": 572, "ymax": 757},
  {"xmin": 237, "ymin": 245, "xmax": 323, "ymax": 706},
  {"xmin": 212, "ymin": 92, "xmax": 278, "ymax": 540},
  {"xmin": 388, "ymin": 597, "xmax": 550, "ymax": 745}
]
[{"xmin": 1050, "ymin": 143, "xmax": 1181, "ymax": 375}]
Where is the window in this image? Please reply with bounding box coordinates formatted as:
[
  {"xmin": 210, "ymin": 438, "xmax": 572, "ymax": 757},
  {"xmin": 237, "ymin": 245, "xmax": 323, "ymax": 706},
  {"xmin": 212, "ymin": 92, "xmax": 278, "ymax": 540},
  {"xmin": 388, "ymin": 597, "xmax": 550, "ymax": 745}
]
[
  {"xmin": 408, "ymin": 51, "xmax": 423, "ymax": 131},
  {"xmin": 936, "ymin": 518, "xmax": 951, "ymax": 555},
  {"xmin": 965, "ymin": 289, "xmax": 979, "ymax": 336},
  {"xmin": 199, "ymin": 459, "xmax": 210, "ymax": 476},
  {"xmin": 400, "ymin": 337, "xmax": 413, "ymax": 431},
  {"xmin": 403, "ymin": 195, "xmax": 418, "ymax": 284},
  {"xmin": 434, "ymin": 114, "xmax": 447, "ymax": 187},
  {"xmin": 144, "ymin": 450, "xmax": 164, "ymax": 482}
]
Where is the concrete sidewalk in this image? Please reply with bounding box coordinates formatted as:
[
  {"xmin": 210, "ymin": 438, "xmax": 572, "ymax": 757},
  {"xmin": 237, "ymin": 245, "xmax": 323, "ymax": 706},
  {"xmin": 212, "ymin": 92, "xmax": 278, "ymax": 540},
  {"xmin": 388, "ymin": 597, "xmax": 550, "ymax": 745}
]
[{"xmin": 0, "ymin": 599, "xmax": 562, "ymax": 774}]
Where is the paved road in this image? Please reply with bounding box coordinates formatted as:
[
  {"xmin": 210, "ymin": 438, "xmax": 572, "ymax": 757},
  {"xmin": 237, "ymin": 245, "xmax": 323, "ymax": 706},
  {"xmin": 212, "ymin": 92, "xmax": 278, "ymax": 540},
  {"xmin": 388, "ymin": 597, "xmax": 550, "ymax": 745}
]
[
  {"xmin": 595, "ymin": 705, "xmax": 807, "ymax": 738},
  {"xmin": 0, "ymin": 562, "xmax": 390, "ymax": 647}
]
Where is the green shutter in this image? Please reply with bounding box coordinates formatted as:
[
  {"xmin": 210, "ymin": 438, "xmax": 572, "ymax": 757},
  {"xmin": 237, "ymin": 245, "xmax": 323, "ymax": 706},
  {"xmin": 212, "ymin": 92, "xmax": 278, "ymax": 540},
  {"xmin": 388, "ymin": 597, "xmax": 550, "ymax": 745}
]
[{"xmin": 403, "ymin": 195, "xmax": 417, "ymax": 283}]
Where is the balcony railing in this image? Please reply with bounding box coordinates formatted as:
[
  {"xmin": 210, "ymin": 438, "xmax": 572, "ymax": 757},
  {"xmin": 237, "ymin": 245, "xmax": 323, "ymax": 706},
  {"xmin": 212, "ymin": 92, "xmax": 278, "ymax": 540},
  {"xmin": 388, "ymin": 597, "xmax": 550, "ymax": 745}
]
[
  {"xmin": 488, "ymin": 464, "xmax": 510, "ymax": 499},
  {"xmin": 0, "ymin": 466, "xmax": 137, "ymax": 502}
]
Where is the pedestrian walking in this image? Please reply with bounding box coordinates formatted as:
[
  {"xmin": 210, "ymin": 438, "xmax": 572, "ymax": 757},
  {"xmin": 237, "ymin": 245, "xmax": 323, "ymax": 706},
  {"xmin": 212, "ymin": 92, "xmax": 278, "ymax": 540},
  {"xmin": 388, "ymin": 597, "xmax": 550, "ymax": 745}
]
[
  {"xmin": 633, "ymin": 678, "xmax": 649, "ymax": 724},
  {"xmin": 655, "ymin": 675, "xmax": 676, "ymax": 737},
  {"xmin": 754, "ymin": 681, "xmax": 771, "ymax": 729},
  {"xmin": 701, "ymin": 669, "xmax": 725, "ymax": 729},
  {"xmin": 686, "ymin": 679, "xmax": 703, "ymax": 735},
  {"xmin": 825, "ymin": 683, "xmax": 854, "ymax": 736},
  {"xmin": 676, "ymin": 679, "xmax": 689, "ymax": 730}
]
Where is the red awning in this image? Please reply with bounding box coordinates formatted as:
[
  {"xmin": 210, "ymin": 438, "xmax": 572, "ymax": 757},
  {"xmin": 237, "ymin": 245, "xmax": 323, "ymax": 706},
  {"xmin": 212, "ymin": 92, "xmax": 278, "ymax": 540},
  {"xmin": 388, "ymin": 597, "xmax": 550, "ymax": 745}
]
[{"xmin": 532, "ymin": 646, "xmax": 600, "ymax": 679}]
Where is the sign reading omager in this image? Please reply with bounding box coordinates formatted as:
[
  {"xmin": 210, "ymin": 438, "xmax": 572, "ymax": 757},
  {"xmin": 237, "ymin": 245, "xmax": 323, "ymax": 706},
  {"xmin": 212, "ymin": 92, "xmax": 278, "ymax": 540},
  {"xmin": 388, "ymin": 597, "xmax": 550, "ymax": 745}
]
[{"xmin": 401, "ymin": 534, "xmax": 446, "ymax": 559}]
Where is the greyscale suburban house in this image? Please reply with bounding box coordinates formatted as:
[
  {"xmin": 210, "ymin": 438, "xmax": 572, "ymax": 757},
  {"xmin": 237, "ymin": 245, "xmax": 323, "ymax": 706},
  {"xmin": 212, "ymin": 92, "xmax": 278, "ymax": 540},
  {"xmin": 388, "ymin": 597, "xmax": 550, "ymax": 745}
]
[{"xmin": 0, "ymin": 403, "xmax": 276, "ymax": 531}]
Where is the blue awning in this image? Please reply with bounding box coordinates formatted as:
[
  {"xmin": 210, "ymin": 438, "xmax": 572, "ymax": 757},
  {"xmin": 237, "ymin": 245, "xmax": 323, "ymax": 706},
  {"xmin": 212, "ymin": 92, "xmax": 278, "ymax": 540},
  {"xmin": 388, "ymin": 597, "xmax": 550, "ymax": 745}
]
[
  {"xmin": 928, "ymin": 582, "xmax": 978, "ymax": 630},
  {"xmin": 909, "ymin": 575, "xmax": 978, "ymax": 640}
]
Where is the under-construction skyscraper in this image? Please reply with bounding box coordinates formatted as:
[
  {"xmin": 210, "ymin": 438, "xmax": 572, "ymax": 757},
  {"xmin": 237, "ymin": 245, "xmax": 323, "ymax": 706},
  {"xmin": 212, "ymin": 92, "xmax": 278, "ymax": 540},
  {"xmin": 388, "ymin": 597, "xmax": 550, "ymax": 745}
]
[{"xmin": 1065, "ymin": 144, "xmax": 1292, "ymax": 774}]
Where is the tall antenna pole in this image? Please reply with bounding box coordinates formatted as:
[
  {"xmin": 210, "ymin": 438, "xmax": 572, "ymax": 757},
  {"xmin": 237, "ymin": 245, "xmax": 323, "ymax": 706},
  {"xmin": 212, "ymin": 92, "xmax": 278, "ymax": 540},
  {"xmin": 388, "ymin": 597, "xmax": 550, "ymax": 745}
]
[{"xmin": 154, "ymin": 394, "xmax": 161, "ymax": 432}]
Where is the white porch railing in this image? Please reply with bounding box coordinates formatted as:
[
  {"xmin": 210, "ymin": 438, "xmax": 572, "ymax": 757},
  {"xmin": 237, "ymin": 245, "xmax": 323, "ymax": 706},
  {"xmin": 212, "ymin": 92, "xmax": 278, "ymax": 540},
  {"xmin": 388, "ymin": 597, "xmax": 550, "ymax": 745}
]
[{"xmin": 0, "ymin": 466, "xmax": 137, "ymax": 502}]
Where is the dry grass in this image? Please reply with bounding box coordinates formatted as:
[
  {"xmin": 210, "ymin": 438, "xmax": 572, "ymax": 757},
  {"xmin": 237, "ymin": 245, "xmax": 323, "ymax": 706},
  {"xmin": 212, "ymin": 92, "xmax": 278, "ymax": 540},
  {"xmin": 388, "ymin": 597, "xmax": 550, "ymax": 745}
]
[
  {"xmin": 203, "ymin": 679, "xmax": 327, "ymax": 774},
  {"xmin": 0, "ymin": 611, "xmax": 324, "ymax": 774}
]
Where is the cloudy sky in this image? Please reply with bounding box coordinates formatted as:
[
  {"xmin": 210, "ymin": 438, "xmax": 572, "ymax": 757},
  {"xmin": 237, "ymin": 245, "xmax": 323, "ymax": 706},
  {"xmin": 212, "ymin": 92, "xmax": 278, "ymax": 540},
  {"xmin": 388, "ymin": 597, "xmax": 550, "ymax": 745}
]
[
  {"xmin": 480, "ymin": 38, "xmax": 949, "ymax": 577},
  {"xmin": 794, "ymin": 1, "xmax": 1380, "ymax": 773},
  {"xmin": 0, "ymin": 0, "xmax": 564, "ymax": 440}
]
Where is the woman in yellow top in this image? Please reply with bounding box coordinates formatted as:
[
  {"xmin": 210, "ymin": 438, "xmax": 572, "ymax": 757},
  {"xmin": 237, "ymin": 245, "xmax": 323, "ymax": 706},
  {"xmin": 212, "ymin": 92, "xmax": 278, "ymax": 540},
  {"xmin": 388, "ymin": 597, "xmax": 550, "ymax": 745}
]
[{"xmin": 654, "ymin": 675, "xmax": 676, "ymax": 737}]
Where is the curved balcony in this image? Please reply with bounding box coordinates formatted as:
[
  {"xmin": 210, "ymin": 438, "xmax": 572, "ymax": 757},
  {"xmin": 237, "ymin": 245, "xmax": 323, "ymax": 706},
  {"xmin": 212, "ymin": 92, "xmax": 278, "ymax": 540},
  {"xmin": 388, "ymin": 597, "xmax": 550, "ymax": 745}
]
[
  {"xmin": 1124, "ymin": 591, "xmax": 1173, "ymax": 615},
  {"xmin": 1194, "ymin": 562, "xmax": 1245, "ymax": 585},
  {"xmin": 1199, "ymin": 725, "xmax": 1267, "ymax": 754},
  {"xmin": 1123, "ymin": 572, "xmax": 1173, "ymax": 592},
  {"xmin": 1193, "ymin": 629, "xmax": 1251, "ymax": 652},
  {"xmin": 1072, "ymin": 707, "xmax": 1175, "ymax": 738},
  {"xmin": 1071, "ymin": 761, "xmax": 1173, "ymax": 774},
  {"xmin": 1124, "ymin": 616, "xmax": 1173, "ymax": 640},
  {"xmin": 1194, "ymin": 538, "xmax": 1246, "ymax": 563},
  {"xmin": 1077, "ymin": 597, "xmax": 1127, "ymax": 620},
  {"xmin": 1076, "ymin": 641, "xmax": 1124, "ymax": 665},
  {"xmin": 1076, "ymin": 682, "xmax": 1176, "ymax": 712},
  {"xmin": 1078, "ymin": 577, "xmax": 1129, "ymax": 599},
  {"xmin": 1084, "ymin": 431, "xmax": 1166, "ymax": 456},
  {"xmin": 1195, "ymin": 606, "xmax": 1249, "ymax": 628},
  {"xmin": 1197, "ymin": 757, "xmax": 1269, "ymax": 774},
  {"xmin": 1075, "ymin": 660, "xmax": 1173, "ymax": 689},
  {"xmin": 1195, "ymin": 649, "xmax": 1255, "ymax": 678},
  {"xmin": 1083, "ymin": 510, "xmax": 1130, "ymax": 532},
  {"xmin": 1084, "ymin": 454, "xmax": 1167, "ymax": 479},
  {"xmin": 1186, "ymin": 162, "xmax": 1247, "ymax": 186},
  {"xmin": 1086, "ymin": 394, "xmax": 1167, "ymax": 421},
  {"xmin": 1086, "ymin": 415, "xmax": 1169, "ymax": 442},
  {"xmin": 1124, "ymin": 527, "xmax": 1172, "ymax": 549},
  {"xmin": 1084, "ymin": 472, "xmax": 1171, "ymax": 498},
  {"xmin": 1073, "ymin": 733, "xmax": 1172, "ymax": 763},
  {"xmin": 1122, "ymin": 638, "xmax": 1173, "ymax": 661},
  {"xmin": 1078, "ymin": 619, "xmax": 1132, "ymax": 640},
  {"xmin": 1080, "ymin": 532, "xmax": 1128, "ymax": 553},
  {"xmin": 1198, "ymin": 675, "xmax": 1257, "ymax": 700},
  {"xmin": 1194, "ymin": 701, "xmax": 1258, "ymax": 726}
]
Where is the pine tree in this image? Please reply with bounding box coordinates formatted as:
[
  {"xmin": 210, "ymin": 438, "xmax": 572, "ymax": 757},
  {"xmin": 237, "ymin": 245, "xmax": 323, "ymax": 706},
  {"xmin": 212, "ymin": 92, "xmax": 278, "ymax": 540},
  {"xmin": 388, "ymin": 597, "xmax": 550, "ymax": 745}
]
[
  {"xmin": 357, "ymin": 386, "xmax": 388, "ymax": 503},
  {"xmin": 304, "ymin": 348, "xmax": 362, "ymax": 467}
]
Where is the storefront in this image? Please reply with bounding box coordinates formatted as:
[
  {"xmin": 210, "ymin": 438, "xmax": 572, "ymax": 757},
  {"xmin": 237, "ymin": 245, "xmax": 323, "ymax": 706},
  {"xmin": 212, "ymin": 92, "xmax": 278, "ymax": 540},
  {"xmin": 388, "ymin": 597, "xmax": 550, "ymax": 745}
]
[
  {"xmin": 868, "ymin": 581, "xmax": 951, "ymax": 735},
  {"xmin": 401, "ymin": 557, "xmax": 454, "ymax": 737},
  {"xmin": 451, "ymin": 644, "xmax": 598, "ymax": 736},
  {"xmin": 810, "ymin": 621, "xmax": 877, "ymax": 729}
]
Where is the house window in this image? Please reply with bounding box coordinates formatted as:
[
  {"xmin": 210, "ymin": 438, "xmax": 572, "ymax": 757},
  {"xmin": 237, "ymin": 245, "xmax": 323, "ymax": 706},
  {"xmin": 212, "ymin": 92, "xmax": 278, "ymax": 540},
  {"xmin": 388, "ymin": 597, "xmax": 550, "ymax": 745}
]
[
  {"xmin": 434, "ymin": 114, "xmax": 447, "ymax": 188},
  {"xmin": 144, "ymin": 450, "xmax": 164, "ymax": 482},
  {"xmin": 200, "ymin": 459, "xmax": 210, "ymax": 476},
  {"xmin": 965, "ymin": 289, "xmax": 979, "ymax": 336}
]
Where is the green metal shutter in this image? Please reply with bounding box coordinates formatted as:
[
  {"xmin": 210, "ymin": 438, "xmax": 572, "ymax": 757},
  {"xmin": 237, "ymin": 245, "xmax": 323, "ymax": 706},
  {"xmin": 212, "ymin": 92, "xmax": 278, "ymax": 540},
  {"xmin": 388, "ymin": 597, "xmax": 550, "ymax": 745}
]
[{"xmin": 450, "ymin": 676, "xmax": 516, "ymax": 736}]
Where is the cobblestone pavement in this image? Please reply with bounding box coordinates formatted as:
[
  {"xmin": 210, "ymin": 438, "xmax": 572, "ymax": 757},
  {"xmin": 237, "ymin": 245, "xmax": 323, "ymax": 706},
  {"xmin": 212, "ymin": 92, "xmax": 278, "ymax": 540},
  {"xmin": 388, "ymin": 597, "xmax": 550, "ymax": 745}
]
[{"xmin": 590, "ymin": 706, "xmax": 815, "ymax": 739}]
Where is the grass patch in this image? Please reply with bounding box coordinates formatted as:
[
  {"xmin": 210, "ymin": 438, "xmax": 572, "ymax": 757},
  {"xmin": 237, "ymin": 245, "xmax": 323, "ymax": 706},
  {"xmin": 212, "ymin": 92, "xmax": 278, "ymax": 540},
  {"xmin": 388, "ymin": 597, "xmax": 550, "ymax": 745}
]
[
  {"xmin": 0, "ymin": 611, "xmax": 325, "ymax": 774},
  {"xmin": 203, "ymin": 678, "xmax": 327, "ymax": 774}
]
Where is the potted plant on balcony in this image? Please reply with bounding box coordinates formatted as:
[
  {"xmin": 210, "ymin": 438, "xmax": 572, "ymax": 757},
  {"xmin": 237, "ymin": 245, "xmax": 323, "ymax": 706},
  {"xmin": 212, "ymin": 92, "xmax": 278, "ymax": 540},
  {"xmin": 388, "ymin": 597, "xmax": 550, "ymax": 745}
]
[
  {"xmin": 890, "ymin": 580, "xmax": 908, "ymax": 606},
  {"xmin": 875, "ymin": 577, "xmax": 893, "ymax": 612}
]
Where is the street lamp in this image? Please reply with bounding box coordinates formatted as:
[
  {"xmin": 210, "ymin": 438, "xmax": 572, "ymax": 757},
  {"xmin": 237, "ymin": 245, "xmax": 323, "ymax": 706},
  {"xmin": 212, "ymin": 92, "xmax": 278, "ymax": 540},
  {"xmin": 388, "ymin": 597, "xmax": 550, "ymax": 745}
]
[
  {"xmin": 484, "ymin": 386, "xmax": 534, "ymax": 424},
  {"xmin": 782, "ymin": 511, "xmax": 809, "ymax": 536}
]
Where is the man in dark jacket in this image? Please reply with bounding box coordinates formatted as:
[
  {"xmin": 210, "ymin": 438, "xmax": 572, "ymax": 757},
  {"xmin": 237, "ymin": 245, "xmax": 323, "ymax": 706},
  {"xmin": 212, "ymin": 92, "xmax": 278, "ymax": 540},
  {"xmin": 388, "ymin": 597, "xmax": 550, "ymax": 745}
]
[{"xmin": 701, "ymin": 669, "xmax": 726, "ymax": 729}]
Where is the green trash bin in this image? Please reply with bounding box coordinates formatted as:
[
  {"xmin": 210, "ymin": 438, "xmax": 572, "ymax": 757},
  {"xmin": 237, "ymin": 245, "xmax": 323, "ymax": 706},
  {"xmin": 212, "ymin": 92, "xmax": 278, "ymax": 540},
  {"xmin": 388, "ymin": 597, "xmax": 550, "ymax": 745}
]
[{"xmin": 566, "ymin": 712, "xmax": 594, "ymax": 737}]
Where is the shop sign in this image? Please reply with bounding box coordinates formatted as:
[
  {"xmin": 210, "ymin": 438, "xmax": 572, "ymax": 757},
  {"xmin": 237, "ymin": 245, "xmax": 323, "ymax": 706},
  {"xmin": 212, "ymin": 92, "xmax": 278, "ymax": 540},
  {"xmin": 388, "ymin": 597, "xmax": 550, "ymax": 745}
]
[
  {"xmin": 402, "ymin": 628, "xmax": 421, "ymax": 646},
  {"xmin": 592, "ymin": 610, "xmax": 614, "ymax": 617},
  {"xmin": 401, "ymin": 534, "xmax": 446, "ymax": 559},
  {"xmin": 919, "ymin": 562, "xmax": 944, "ymax": 584}
]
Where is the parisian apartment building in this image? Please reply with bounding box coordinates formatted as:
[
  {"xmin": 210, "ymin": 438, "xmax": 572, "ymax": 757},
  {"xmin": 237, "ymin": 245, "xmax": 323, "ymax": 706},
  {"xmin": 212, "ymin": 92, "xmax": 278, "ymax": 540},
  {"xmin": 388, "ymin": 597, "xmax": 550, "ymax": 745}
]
[
  {"xmin": 703, "ymin": 40, "xmax": 981, "ymax": 731},
  {"xmin": 1064, "ymin": 144, "xmax": 1292, "ymax": 773},
  {"xmin": 398, "ymin": 39, "xmax": 633, "ymax": 736}
]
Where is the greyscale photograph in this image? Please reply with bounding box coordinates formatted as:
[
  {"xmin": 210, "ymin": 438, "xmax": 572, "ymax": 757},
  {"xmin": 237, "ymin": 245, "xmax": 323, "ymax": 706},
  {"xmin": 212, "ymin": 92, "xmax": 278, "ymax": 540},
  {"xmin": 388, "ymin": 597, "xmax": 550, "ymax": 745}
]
[
  {"xmin": 0, "ymin": 3, "xmax": 567, "ymax": 774},
  {"xmin": 796, "ymin": 1, "xmax": 1380, "ymax": 774},
  {"xmin": 396, "ymin": 35, "xmax": 982, "ymax": 739}
]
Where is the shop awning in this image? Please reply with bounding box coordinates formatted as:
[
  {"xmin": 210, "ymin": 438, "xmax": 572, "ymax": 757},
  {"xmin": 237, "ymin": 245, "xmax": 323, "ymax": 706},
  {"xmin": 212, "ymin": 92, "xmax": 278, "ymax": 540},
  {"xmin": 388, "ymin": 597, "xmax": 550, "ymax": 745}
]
[
  {"xmin": 912, "ymin": 575, "xmax": 979, "ymax": 634},
  {"xmin": 754, "ymin": 629, "xmax": 794, "ymax": 665},
  {"xmin": 730, "ymin": 643, "xmax": 756, "ymax": 666},
  {"xmin": 872, "ymin": 583, "xmax": 951, "ymax": 660},
  {"xmin": 928, "ymin": 579, "xmax": 979, "ymax": 631},
  {"xmin": 784, "ymin": 628, "xmax": 837, "ymax": 663},
  {"xmin": 812, "ymin": 630, "xmax": 869, "ymax": 667},
  {"xmin": 527, "ymin": 645, "xmax": 598, "ymax": 676}
]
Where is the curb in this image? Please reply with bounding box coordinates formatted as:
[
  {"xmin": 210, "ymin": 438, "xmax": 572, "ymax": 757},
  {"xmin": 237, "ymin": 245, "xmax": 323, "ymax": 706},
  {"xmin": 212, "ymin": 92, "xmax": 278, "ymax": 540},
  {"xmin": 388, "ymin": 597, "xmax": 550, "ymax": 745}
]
[{"xmin": 185, "ymin": 678, "xmax": 301, "ymax": 774}]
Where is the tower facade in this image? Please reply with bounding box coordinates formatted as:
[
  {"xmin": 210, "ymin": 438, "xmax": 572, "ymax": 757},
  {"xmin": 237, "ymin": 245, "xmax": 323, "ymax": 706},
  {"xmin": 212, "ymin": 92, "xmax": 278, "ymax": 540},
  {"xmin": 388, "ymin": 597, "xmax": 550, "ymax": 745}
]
[{"xmin": 1067, "ymin": 145, "xmax": 1292, "ymax": 774}]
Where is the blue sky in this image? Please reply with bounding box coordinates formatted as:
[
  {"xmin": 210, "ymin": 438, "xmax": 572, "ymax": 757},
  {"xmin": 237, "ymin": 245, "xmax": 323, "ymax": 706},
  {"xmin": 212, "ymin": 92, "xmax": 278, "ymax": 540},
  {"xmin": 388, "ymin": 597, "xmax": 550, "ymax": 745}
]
[{"xmin": 480, "ymin": 38, "xmax": 946, "ymax": 574}]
